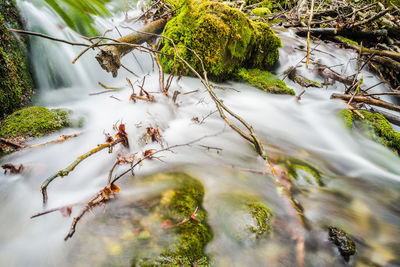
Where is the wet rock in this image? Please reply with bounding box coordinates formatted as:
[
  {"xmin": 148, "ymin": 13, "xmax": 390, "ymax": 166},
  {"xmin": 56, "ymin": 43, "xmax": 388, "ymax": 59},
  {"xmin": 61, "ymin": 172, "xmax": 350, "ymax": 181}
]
[
  {"xmin": 328, "ymin": 226, "xmax": 356, "ymax": 262},
  {"xmin": 246, "ymin": 201, "xmax": 273, "ymax": 240}
]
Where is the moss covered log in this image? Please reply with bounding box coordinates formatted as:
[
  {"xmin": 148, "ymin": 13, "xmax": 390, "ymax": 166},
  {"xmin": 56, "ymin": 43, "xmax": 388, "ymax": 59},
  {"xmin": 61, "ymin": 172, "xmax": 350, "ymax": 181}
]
[
  {"xmin": 340, "ymin": 109, "xmax": 400, "ymax": 155},
  {"xmin": 0, "ymin": 107, "xmax": 71, "ymax": 138},
  {"xmin": 0, "ymin": 0, "xmax": 33, "ymax": 118},
  {"xmin": 160, "ymin": 0, "xmax": 282, "ymax": 82}
]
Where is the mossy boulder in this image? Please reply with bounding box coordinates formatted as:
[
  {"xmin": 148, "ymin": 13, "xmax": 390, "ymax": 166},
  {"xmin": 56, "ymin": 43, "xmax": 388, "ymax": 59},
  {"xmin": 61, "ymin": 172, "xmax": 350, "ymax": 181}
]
[
  {"xmin": 0, "ymin": 0, "xmax": 34, "ymax": 118},
  {"xmin": 236, "ymin": 68, "xmax": 295, "ymax": 95},
  {"xmin": 340, "ymin": 109, "xmax": 400, "ymax": 155},
  {"xmin": 160, "ymin": 0, "xmax": 282, "ymax": 82},
  {"xmin": 0, "ymin": 106, "xmax": 71, "ymax": 138}
]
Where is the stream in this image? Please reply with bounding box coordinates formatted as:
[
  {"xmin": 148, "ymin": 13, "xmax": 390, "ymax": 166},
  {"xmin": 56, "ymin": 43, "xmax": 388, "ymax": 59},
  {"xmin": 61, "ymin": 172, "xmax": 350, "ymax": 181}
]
[{"xmin": 0, "ymin": 1, "xmax": 399, "ymax": 266}]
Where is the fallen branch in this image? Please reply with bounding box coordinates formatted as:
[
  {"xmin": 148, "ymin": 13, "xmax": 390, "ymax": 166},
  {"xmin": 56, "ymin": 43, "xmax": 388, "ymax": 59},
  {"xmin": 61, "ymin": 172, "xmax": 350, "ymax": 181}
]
[
  {"xmin": 40, "ymin": 139, "xmax": 121, "ymax": 204},
  {"xmin": 64, "ymin": 183, "xmax": 120, "ymax": 241},
  {"xmin": 333, "ymin": 36, "xmax": 400, "ymax": 62},
  {"xmin": 27, "ymin": 134, "xmax": 80, "ymax": 149},
  {"xmin": 286, "ymin": 66, "xmax": 322, "ymax": 88},
  {"xmin": 295, "ymin": 28, "xmax": 388, "ymax": 38},
  {"xmin": 95, "ymin": 18, "xmax": 168, "ymax": 77},
  {"xmin": 0, "ymin": 137, "xmax": 25, "ymax": 150},
  {"xmin": 331, "ymin": 93, "xmax": 400, "ymax": 112},
  {"xmin": 316, "ymin": 64, "xmax": 355, "ymax": 85},
  {"xmin": 352, "ymin": 6, "xmax": 393, "ymax": 28}
]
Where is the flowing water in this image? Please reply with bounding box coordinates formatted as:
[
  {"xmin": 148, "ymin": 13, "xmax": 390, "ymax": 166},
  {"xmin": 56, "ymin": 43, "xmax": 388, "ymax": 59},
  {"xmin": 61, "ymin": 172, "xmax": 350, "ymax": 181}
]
[{"xmin": 1, "ymin": 1, "xmax": 399, "ymax": 266}]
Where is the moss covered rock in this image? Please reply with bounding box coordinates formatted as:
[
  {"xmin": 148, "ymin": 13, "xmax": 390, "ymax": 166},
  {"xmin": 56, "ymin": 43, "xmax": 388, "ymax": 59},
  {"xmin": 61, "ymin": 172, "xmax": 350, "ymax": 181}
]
[
  {"xmin": 246, "ymin": 201, "xmax": 273, "ymax": 240},
  {"xmin": 134, "ymin": 172, "xmax": 212, "ymax": 266},
  {"xmin": 236, "ymin": 68, "xmax": 295, "ymax": 95},
  {"xmin": 340, "ymin": 109, "xmax": 400, "ymax": 155},
  {"xmin": 0, "ymin": 0, "xmax": 34, "ymax": 118},
  {"xmin": 160, "ymin": 0, "xmax": 282, "ymax": 82},
  {"xmin": 0, "ymin": 106, "xmax": 71, "ymax": 138}
]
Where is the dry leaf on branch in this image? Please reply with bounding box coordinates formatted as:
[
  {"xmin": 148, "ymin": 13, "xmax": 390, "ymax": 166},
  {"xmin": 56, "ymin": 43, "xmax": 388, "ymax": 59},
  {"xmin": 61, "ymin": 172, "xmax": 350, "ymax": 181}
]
[{"xmin": 2, "ymin": 163, "xmax": 24, "ymax": 174}]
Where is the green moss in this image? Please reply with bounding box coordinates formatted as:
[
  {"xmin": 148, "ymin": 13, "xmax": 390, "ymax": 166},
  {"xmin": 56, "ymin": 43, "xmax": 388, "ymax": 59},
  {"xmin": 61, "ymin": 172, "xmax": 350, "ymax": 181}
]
[
  {"xmin": 245, "ymin": 0, "xmax": 271, "ymax": 6},
  {"xmin": 276, "ymin": 155, "xmax": 325, "ymax": 186},
  {"xmin": 339, "ymin": 109, "xmax": 354, "ymax": 129},
  {"xmin": 336, "ymin": 36, "xmax": 359, "ymax": 47},
  {"xmin": 246, "ymin": 201, "xmax": 273, "ymax": 239},
  {"xmin": 217, "ymin": 193, "xmax": 274, "ymax": 244},
  {"xmin": 236, "ymin": 68, "xmax": 295, "ymax": 95},
  {"xmin": 0, "ymin": 1, "xmax": 34, "ymax": 118},
  {"xmin": 0, "ymin": 106, "xmax": 71, "ymax": 138},
  {"xmin": 251, "ymin": 7, "xmax": 271, "ymax": 16},
  {"xmin": 134, "ymin": 173, "xmax": 212, "ymax": 266},
  {"xmin": 340, "ymin": 109, "xmax": 400, "ymax": 155},
  {"xmin": 287, "ymin": 162, "xmax": 324, "ymax": 186},
  {"xmin": 160, "ymin": 0, "xmax": 282, "ymax": 82}
]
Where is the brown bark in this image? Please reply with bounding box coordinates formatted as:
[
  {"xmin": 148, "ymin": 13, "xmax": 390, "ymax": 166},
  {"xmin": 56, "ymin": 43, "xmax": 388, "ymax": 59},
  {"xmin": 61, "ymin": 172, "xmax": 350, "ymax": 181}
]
[
  {"xmin": 295, "ymin": 28, "xmax": 388, "ymax": 38},
  {"xmin": 331, "ymin": 93, "xmax": 400, "ymax": 112},
  {"xmin": 95, "ymin": 18, "xmax": 168, "ymax": 77}
]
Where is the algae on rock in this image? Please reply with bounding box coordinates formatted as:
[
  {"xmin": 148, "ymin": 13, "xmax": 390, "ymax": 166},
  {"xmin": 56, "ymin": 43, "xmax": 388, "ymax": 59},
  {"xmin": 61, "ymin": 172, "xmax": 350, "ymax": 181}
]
[
  {"xmin": 133, "ymin": 172, "xmax": 212, "ymax": 266},
  {"xmin": 340, "ymin": 109, "xmax": 400, "ymax": 155},
  {"xmin": 236, "ymin": 68, "xmax": 295, "ymax": 95},
  {"xmin": 0, "ymin": 106, "xmax": 71, "ymax": 138},
  {"xmin": 246, "ymin": 201, "xmax": 273, "ymax": 240},
  {"xmin": 0, "ymin": 0, "xmax": 34, "ymax": 118},
  {"xmin": 160, "ymin": 0, "xmax": 282, "ymax": 82}
]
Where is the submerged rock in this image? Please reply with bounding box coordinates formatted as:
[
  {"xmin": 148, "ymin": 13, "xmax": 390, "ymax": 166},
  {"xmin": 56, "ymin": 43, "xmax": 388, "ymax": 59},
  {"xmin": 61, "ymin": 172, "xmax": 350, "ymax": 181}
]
[
  {"xmin": 328, "ymin": 226, "xmax": 356, "ymax": 262},
  {"xmin": 0, "ymin": 107, "xmax": 71, "ymax": 138},
  {"xmin": 246, "ymin": 201, "xmax": 273, "ymax": 240},
  {"xmin": 216, "ymin": 193, "xmax": 274, "ymax": 245},
  {"xmin": 340, "ymin": 109, "xmax": 400, "ymax": 155},
  {"xmin": 160, "ymin": 0, "xmax": 282, "ymax": 82},
  {"xmin": 133, "ymin": 172, "xmax": 212, "ymax": 266},
  {"xmin": 0, "ymin": 0, "xmax": 34, "ymax": 117}
]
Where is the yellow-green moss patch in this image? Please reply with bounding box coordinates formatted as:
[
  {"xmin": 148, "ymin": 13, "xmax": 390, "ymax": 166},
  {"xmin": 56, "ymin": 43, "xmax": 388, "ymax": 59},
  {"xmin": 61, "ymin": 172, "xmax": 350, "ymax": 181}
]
[
  {"xmin": 236, "ymin": 68, "xmax": 295, "ymax": 95},
  {"xmin": 251, "ymin": 7, "xmax": 271, "ymax": 16},
  {"xmin": 0, "ymin": 107, "xmax": 71, "ymax": 138},
  {"xmin": 336, "ymin": 36, "xmax": 359, "ymax": 47},
  {"xmin": 340, "ymin": 109, "xmax": 400, "ymax": 155}
]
